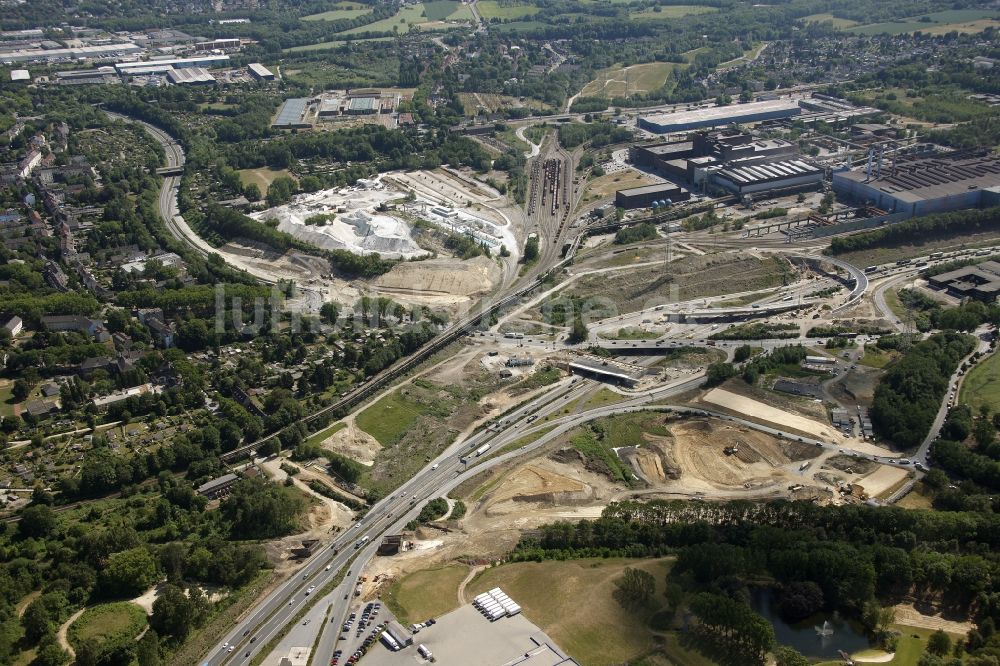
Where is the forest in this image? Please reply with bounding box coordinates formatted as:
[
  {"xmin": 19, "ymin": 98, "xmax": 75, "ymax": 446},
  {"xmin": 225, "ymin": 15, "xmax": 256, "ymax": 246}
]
[{"xmin": 871, "ymin": 331, "xmax": 976, "ymax": 447}]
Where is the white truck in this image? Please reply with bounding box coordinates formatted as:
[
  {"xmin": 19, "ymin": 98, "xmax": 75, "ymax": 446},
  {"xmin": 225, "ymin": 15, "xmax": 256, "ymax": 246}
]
[{"xmin": 475, "ymin": 443, "xmax": 491, "ymax": 457}]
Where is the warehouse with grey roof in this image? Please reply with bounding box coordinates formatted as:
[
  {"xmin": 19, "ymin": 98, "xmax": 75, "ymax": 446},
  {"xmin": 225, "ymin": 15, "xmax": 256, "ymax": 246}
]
[
  {"xmin": 832, "ymin": 153, "xmax": 1000, "ymax": 217},
  {"xmin": 639, "ymin": 99, "xmax": 802, "ymax": 134}
]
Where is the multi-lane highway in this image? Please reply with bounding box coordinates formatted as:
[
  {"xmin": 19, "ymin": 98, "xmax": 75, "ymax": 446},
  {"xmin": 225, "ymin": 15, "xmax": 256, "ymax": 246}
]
[{"xmin": 205, "ymin": 376, "xmax": 607, "ymax": 665}]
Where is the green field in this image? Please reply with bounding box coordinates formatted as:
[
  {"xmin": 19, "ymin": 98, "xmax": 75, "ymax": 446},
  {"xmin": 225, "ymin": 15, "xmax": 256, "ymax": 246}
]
[
  {"xmin": 493, "ymin": 20, "xmax": 549, "ymax": 33},
  {"xmin": 476, "ymin": 0, "xmax": 539, "ymax": 19},
  {"xmin": 0, "ymin": 380, "xmax": 14, "ymax": 417},
  {"xmin": 423, "ymin": 0, "xmax": 472, "ymax": 21},
  {"xmin": 337, "ymin": 2, "xmax": 468, "ymax": 34},
  {"xmin": 284, "ymin": 36, "xmax": 394, "ymax": 53},
  {"xmin": 800, "ymin": 12, "xmax": 860, "ymax": 28},
  {"xmin": 859, "ymin": 345, "xmax": 898, "ymax": 369},
  {"xmin": 466, "ymin": 558, "xmax": 674, "ymax": 666},
  {"xmin": 68, "ymin": 602, "xmax": 147, "ymax": 651},
  {"xmin": 383, "ymin": 564, "xmax": 468, "ymax": 625},
  {"xmin": 630, "ymin": 5, "xmax": 717, "ymax": 20},
  {"xmin": 340, "ymin": 3, "xmax": 428, "ymax": 34},
  {"xmin": 302, "ymin": 2, "xmax": 371, "ymax": 21},
  {"xmin": 581, "ymin": 61, "xmax": 680, "ymax": 98},
  {"xmin": 356, "ymin": 389, "xmax": 432, "ymax": 446},
  {"xmin": 238, "ymin": 167, "xmax": 296, "ymax": 194},
  {"xmin": 848, "ymin": 9, "xmax": 999, "ymax": 35},
  {"xmin": 960, "ymin": 350, "xmax": 1000, "ymax": 413}
]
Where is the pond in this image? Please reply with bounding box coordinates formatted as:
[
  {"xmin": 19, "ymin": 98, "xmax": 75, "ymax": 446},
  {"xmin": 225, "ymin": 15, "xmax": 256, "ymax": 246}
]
[{"xmin": 750, "ymin": 588, "xmax": 872, "ymax": 660}]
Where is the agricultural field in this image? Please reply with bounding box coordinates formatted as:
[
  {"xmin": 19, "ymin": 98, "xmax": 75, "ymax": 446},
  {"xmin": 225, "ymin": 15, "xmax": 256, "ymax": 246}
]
[
  {"xmin": 847, "ymin": 9, "xmax": 1000, "ymax": 35},
  {"xmin": 476, "ymin": 0, "xmax": 540, "ymax": 20},
  {"xmin": 238, "ymin": 167, "xmax": 296, "ymax": 194},
  {"xmin": 629, "ymin": 5, "xmax": 717, "ymax": 20},
  {"xmin": 465, "ymin": 558, "xmax": 675, "ymax": 666},
  {"xmin": 800, "ymin": 12, "xmax": 861, "ymax": 28},
  {"xmin": 423, "ymin": 0, "xmax": 474, "ymax": 21},
  {"xmin": 339, "ymin": 2, "xmax": 469, "ymax": 34},
  {"xmin": 302, "ymin": 2, "xmax": 372, "ymax": 21}
]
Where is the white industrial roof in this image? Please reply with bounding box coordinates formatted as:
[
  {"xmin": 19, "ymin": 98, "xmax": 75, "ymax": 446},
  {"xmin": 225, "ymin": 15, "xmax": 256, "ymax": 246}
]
[
  {"xmin": 642, "ymin": 99, "xmax": 801, "ymax": 127},
  {"xmin": 167, "ymin": 67, "xmax": 215, "ymax": 84}
]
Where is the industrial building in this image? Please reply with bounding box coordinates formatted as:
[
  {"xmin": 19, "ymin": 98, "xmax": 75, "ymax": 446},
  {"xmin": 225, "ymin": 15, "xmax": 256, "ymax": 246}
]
[
  {"xmin": 54, "ymin": 67, "xmax": 121, "ymax": 85},
  {"xmin": 639, "ymin": 99, "xmax": 801, "ymax": 134},
  {"xmin": 272, "ymin": 98, "xmax": 311, "ymax": 128},
  {"xmin": 196, "ymin": 473, "xmax": 240, "ymax": 498},
  {"xmin": 832, "ymin": 153, "xmax": 1000, "ymax": 217},
  {"xmin": 166, "ymin": 67, "xmax": 215, "ymax": 85},
  {"xmin": 927, "ymin": 260, "xmax": 1000, "ymax": 302},
  {"xmin": 712, "ymin": 160, "xmax": 824, "ymax": 196},
  {"xmin": 629, "ymin": 129, "xmax": 818, "ymax": 197},
  {"xmin": 195, "ymin": 38, "xmax": 241, "ymax": 51},
  {"xmin": 632, "ymin": 129, "xmax": 799, "ymax": 185},
  {"xmin": 114, "ymin": 54, "xmax": 230, "ymax": 75},
  {"xmin": 247, "ymin": 62, "xmax": 274, "ymax": 81},
  {"xmin": 347, "ymin": 96, "xmax": 379, "ymax": 115},
  {"xmin": 615, "ymin": 182, "xmax": 690, "ymax": 209},
  {"xmin": 9, "ymin": 69, "xmax": 28, "ymax": 81},
  {"xmin": 0, "ymin": 42, "xmax": 142, "ymax": 63}
]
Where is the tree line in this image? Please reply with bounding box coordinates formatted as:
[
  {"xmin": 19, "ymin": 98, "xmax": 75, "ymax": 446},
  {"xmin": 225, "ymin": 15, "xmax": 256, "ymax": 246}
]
[{"xmin": 826, "ymin": 208, "xmax": 1000, "ymax": 256}]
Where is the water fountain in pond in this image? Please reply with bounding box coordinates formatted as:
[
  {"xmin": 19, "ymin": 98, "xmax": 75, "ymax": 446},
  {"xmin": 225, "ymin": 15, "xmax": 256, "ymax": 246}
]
[{"xmin": 815, "ymin": 620, "xmax": 834, "ymax": 637}]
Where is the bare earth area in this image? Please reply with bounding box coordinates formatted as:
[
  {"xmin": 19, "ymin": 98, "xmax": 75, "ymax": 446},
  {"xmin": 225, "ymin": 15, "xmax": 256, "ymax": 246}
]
[
  {"xmin": 322, "ymin": 420, "xmax": 380, "ymax": 466},
  {"xmin": 701, "ymin": 387, "xmax": 844, "ymax": 441},
  {"xmin": 893, "ymin": 603, "xmax": 973, "ymax": 634}
]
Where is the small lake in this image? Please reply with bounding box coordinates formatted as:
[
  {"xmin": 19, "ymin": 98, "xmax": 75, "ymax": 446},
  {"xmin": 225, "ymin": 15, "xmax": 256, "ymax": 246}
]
[{"xmin": 750, "ymin": 588, "xmax": 872, "ymax": 659}]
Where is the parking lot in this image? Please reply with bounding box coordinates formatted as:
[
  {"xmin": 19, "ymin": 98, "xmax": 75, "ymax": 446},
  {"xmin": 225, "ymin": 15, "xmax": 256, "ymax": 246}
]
[{"xmin": 361, "ymin": 604, "xmax": 579, "ymax": 666}]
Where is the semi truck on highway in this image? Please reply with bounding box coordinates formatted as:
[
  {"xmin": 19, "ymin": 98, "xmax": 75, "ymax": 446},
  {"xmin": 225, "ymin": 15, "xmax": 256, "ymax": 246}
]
[
  {"xmin": 475, "ymin": 444, "xmax": 491, "ymax": 457},
  {"xmin": 355, "ymin": 535, "xmax": 370, "ymax": 549}
]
